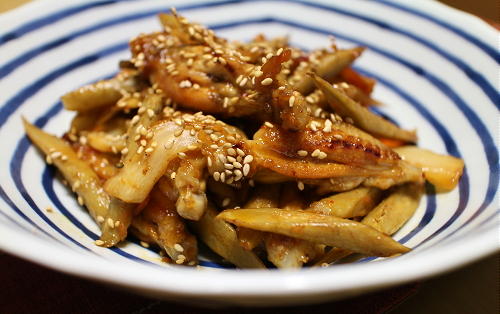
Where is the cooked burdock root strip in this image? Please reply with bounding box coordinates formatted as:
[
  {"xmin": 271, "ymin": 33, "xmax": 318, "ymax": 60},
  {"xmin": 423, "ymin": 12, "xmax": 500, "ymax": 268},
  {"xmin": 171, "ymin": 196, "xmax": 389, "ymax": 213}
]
[
  {"xmin": 292, "ymin": 47, "xmax": 365, "ymax": 95},
  {"xmin": 190, "ymin": 202, "xmax": 265, "ymax": 268},
  {"xmin": 237, "ymin": 184, "xmax": 281, "ymax": 251},
  {"xmin": 314, "ymin": 182, "xmax": 423, "ymax": 266},
  {"xmin": 173, "ymin": 153, "xmax": 208, "ymax": 221},
  {"xmin": 265, "ymin": 184, "xmax": 322, "ymax": 268},
  {"xmin": 252, "ymin": 121, "xmax": 401, "ymax": 169},
  {"xmin": 312, "ymin": 74, "xmax": 417, "ymax": 143},
  {"xmin": 23, "ymin": 119, "xmax": 130, "ymax": 246},
  {"xmin": 132, "ymin": 188, "xmax": 198, "ymax": 265},
  {"xmin": 62, "ymin": 69, "xmax": 141, "ymax": 112},
  {"xmin": 122, "ymin": 93, "xmax": 163, "ymax": 163},
  {"xmin": 394, "ymin": 146, "xmax": 464, "ymax": 191},
  {"xmin": 99, "ymin": 197, "xmax": 135, "ymax": 247},
  {"xmin": 307, "ymin": 187, "xmax": 383, "ymax": 218},
  {"xmin": 105, "ymin": 120, "xmax": 198, "ymax": 203},
  {"xmin": 218, "ymin": 208, "xmax": 409, "ymax": 257}
]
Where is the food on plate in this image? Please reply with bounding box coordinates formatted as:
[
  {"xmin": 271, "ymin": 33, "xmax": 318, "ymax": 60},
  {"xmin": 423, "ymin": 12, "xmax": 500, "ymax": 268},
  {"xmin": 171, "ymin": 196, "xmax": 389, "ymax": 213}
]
[{"xmin": 23, "ymin": 9, "xmax": 464, "ymax": 268}]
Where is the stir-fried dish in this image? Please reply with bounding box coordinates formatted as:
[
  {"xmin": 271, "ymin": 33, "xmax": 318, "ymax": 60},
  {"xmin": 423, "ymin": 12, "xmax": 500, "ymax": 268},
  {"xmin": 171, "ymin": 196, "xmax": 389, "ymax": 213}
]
[{"xmin": 24, "ymin": 9, "xmax": 464, "ymax": 268}]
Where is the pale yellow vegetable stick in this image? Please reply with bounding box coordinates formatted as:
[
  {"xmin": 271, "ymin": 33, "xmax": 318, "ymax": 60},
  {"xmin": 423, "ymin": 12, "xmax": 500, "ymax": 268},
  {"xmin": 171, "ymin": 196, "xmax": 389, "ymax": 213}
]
[
  {"xmin": 314, "ymin": 183, "xmax": 423, "ymax": 266},
  {"xmin": 237, "ymin": 184, "xmax": 280, "ymax": 251},
  {"xmin": 265, "ymin": 184, "xmax": 321, "ymax": 268},
  {"xmin": 307, "ymin": 187, "xmax": 382, "ymax": 218},
  {"xmin": 190, "ymin": 203, "xmax": 265, "ymax": 269},
  {"xmin": 394, "ymin": 146, "xmax": 464, "ymax": 191},
  {"xmin": 23, "ymin": 118, "xmax": 131, "ymax": 247},
  {"xmin": 312, "ymin": 74, "xmax": 417, "ymax": 143},
  {"xmin": 218, "ymin": 208, "xmax": 409, "ymax": 257}
]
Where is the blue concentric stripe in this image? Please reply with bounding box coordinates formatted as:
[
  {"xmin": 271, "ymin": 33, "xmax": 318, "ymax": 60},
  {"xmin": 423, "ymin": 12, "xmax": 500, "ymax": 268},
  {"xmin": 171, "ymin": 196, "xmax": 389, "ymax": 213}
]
[
  {"xmin": 0, "ymin": 1, "xmax": 118, "ymax": 45},
  {"xmin": 1, "ymin": 1, "xmax": 498, "ymax": 111},
  {"xmin": 377, "ymin": 0, "xmax": 499, "ymax": 63}
]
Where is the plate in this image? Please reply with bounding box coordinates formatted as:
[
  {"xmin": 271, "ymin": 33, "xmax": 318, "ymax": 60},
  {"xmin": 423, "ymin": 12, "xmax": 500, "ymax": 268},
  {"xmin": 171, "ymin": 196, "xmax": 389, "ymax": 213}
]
[{"xmin": 0, "ymin": 0, "xmax": 498, "ymax": 306}]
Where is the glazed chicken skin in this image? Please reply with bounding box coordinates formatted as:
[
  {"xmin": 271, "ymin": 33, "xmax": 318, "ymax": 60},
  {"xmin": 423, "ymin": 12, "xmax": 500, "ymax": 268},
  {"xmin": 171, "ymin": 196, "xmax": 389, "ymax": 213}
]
[{"xmin": 23, "ymin": 9, "xmax": 465, "ymax": 269}]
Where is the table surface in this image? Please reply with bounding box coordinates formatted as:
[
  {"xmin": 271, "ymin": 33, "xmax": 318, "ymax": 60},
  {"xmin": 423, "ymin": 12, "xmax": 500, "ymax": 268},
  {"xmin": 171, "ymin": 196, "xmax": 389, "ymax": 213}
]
[{"xmin": 0, "ymin": 1, "xmax": 498, "ymax": 313}]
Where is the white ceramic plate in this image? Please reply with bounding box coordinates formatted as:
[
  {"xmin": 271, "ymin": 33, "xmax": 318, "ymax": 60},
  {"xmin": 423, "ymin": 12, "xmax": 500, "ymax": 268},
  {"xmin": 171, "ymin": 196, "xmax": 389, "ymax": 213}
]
[{"xmin": 0, "ymin": 0, "xmax": 498, "ymax": 306}]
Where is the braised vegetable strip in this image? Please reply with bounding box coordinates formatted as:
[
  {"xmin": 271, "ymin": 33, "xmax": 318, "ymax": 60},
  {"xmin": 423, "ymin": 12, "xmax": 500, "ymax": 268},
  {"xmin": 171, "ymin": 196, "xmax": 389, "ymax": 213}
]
[{"xmin": 23, "ymin": 9, "xmax": 464, "ymax": 268}]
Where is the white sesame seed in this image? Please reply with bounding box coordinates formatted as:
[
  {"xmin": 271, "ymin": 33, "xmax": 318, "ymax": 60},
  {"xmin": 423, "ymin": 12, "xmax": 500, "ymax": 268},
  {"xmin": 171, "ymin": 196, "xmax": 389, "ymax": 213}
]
[
  {"xmin": 121, "ymin": 147, "xmax": 129, "ymax": 155},
  {"xmin": 207, "ymin": 157, "xmax": 212, "ymax": 167},
  {"xmin": 243, "ymin": 155, "xmax": 253, "ymax": 164},
  {"xmin": 261, "ymin": 78, "xmax": 273, "ymax": 85},
  {"xmin": 254, "ymin": 70, "xmax": 263, "ymax": 77},
  {"xmin": 213, "ymin": 171, "xmax": 221, "ymax": 181},
  {"xmin": 333, "ymin": 134, "xmax": 343, "ymax": 139},
  {"xmin": 174, "ymin": 243, "xmax": 184, "ymax": 252},
  {"xmin": 227, "ymin": 156, "xmax": 236, "ymax": 163},
  {"xmin": 297, "ymin": 150, "xmax": 308, "ymax": 157},
  {"xmin": 323, "ymin": 120, "xmax": 332, "ymax": 133},
  {"xmin": 278, "ymin": 86, "xmax": 286, "ymax": 90},
  {"xmin": 147, "ymin": 109, "xmax": 155, "ymax": 118},
  {"xmin": 77, "ymin": 196, "xmax": 84, "ymax": 206},
  {"xmin": 236, "ymin": 148, "xmax": 245, "ymax": 156},
  {"xmin": 239, "ymin": 77, "xmax": 248, "ymax": 87},
  {"xmin": 137, "ymin": 146, "xmax": 144, "ymax": 154},
  {"xmin": 220, "ymin": 172, "xmax": 226, "ymax": 182},
  {"xmin": 174, "ymin": 129, "xmax": 183, "ymax": 137},
  {"xmin": 115, "ymin": 220, "xmax": 121, "ymax": 227},
  {"xmin": 218, "ymin": 154, "xmax": 227, "ymax": 163},
  {"xmin": 233, "ymin": 161, "xmax": 242, "ymax": 169},
  {"xmin": 171, "ymin": 172, "xmax": 177, "ymax": 179},
  {"xmin": 140, "ymin": 139, "xmax": 147, "ymax": 147},
  {"xmin": 222, "ymin": 198, "xmax": 231, "ymax": 207},
  {"xmin": 227, "ymin": 148, "xmax": 236, "ymax": 156},
  {"xmin": 276, "ymin": 47, "xmax": 284, "ymax": 55},
  {"xmin": 318, "ymin": 151, "xmax": 327, "ymax": 159},
  {"xmin": 311, "ymin": 149, "xmax": 320, "ymax": 158},
  {"xmin": 297, "ymin": 181, "xmax": 305, "ymax": 191},
  {"xmin": 72, "ymin": 180, "xmax": 81, "ymax": 191},
  {"xmin": 289, "ymin": 95, "xmax": 296, "ymax": 107},
  {"xmin": 95, "ymin": 240, "xmax": 104, "ymax": 246},
  {"xmin": 264, "ymin": 121, "xmax": 274, "ymax": 128},
  {"xmin": 107, "ymin": 218, "xmax": 114, "ymax": 228},
  {"xmin": 178, "ymin": 152, "xmax": 187, "ymax": 159},
  {"xmin": 140, "ymin": 241, "xmax": 150, "ymax": 248},
  {"xmin": 97, "ymin": 215, "xmax": 104, "ymax": 223},
  {"xmin": 243, "ymin": 163, "xmax": 250, "ymax": 176},
  {"xmin": 210, "ymin": 134, "xmax": 219, "ymax": 141}
]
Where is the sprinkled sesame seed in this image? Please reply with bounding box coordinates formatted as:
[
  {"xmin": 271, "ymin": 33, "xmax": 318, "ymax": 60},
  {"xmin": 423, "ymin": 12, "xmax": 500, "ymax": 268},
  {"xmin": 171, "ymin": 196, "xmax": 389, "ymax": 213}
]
[
  {"xmin": 137, "ymin": 146, "xmax": 144, "ymax": 154},
  {"xmin": 213, "ymin": 171, "xmax": 221, "ymax": 181},
  {"xmin": 95, "ymin": 240, "xmax": 104, "ymax": 246},
  {"xmin": 227, "ymin": 148, "xmax": 236, "ymax": 156},
  {"xmin": 333, "ymin": 134, "xmax": 343, "ymax": 139},
  {"xmin": 151, "ymin": 141, "xmax": 158, "ymax": 147},
  {"xmin": 140, "ymin": 139, "xmax": 147, "ymax": 147},
  {"xmin": 210, "ymin": 144, "xmax": 218, "ymax": 149},
  {"xmin": 222, "ymin": 198, "xmax": 231, "ymax": 207},
  {"xmin": 323, "ymin": 120, "xmax": 332, "ymax": 132},
  {"xmin": 131, "ymin": 115, "xmax": 140, "ymax": 125},
  {"xmin": 218, "ymin": 154, "xmax": 227, "ymax": 163},
  {"xmin": 239, "ymin": 77, "xmax": 248, "ymax": 87},
  {"xmin": 297, "ymin": 181, "xmax": 305, "ymax": 191},
  {"xmin": 77, "ymin": 196, "xmax": 84, "ymax": 205},
  {"xmin": 289, "ymin": 95, "xmax": 296, "ymax": 107},
  {"xmin": 140, "ymin": 241, "xmax": 150, "ymax": 248},
  {"xmin": 220, "ymin": 172, "xmax": 226, "ymax": 182},
  {"xmin": 243, "ymin": 155, "xmax": 253, "ymax": 164},
  {"xmin": 224, "ymin": 163, "xmax": 234, "ymax": 170},
  {"xmin": 297, "ymin": 150, "xmax": 308, "ymax": 157},
  {"xmin": 243, "ymin": 163, "xmax": 250, "ymax": 176},
  {"xmin": 254, "ymin": 70, "xmax": 263, "ymax": 77},
  {"xmin": 187, "ymin": 144, "xmax": 198, "ymax": 150},
  {"xmin": 207, "ymin": 157, "xmax": 212, "ymax": 167},
  {"xmin": 174, "ymin": 243, "xmax": 184, "ymax": 252},
  {"xmin": 227, "ymin": 156, "xmax": 236, "ymax": 163},
  {"xmin": 121, "ymin": 147, "xmax": 129, "ymax": 155},
  {"xmin": 261, "ymin": 78, "xmax": 273, "ymax": 85},
  {"xmin": 233, "ymin": 161, "xmax": 242, "ymax": 169},
  {"xmin": 97, "ymin": 215, "xmax": 104, "ymax": 223},
  {"xmin": 178, "ymin": 152, "xmax": 187, "ymax": 158},
  {"xmin": 264, "ymin": 121, "xmax": 274, "ymax": 128},
  {"xmin": 276, "ymin": 47, "xmax": 284, "ymax": 55},
  {"xmin": 318, "ymin": 151, "xmax": 327, "ymax": 159},
  {"xmin": 261, "ymin": 57, "xmax": 267, "ymax": 64},
  {"xmin": 210, "ymin": 134, "xmax": 218, "ymax": 141},
  {"xmin": 145, "ymin": 147, "xmax": 154, "ymax": 153},
  {"xmin": 278, "ymin": 86, "xmax": 285, "ymax": 90},
  {"xmin": 174, "ymin": 129, "xmax": 183, "ymax": 137},
  {"xmin": 115, "ymin": 220, "xmax": 121, "ymax": 227},
  {"xmin": 311, "ymin": 149, "xmax": 320, "ymax": 158},
  {"xmin": 147, "ymin": 109, "xmax": 155, "ymax": 117},
  {"xmin": 72, "ymin": 180, "xmax": 81, "ymax": 191},
  {"xmin": 107, "ymin": 218, "xmax": 114, "ymax": 228},
  {"xmin": 236, "ymin": 148, "xmax": 245, "ymax": 156},
  {"xmin": 234, "ymin": 169, "xmax": 243, "ymax": 181}
]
